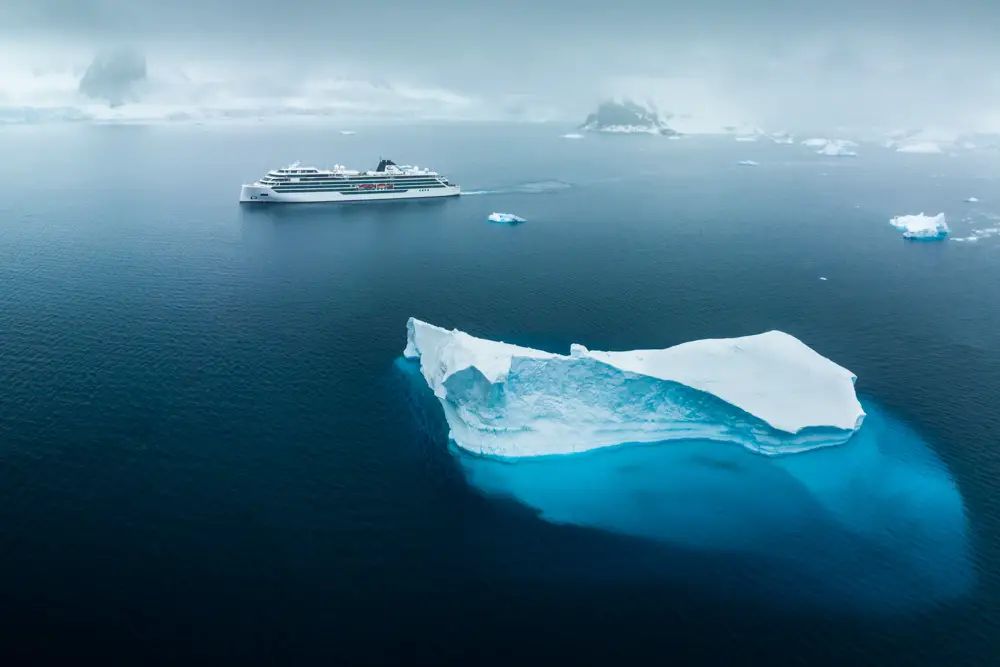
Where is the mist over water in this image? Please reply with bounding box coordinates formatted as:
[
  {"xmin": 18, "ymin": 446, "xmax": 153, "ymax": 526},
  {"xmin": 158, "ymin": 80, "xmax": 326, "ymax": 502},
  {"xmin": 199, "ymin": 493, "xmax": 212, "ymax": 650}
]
[{"xmin": 4, "ymin": 0, "xmax": 1000, "ymax": 130}]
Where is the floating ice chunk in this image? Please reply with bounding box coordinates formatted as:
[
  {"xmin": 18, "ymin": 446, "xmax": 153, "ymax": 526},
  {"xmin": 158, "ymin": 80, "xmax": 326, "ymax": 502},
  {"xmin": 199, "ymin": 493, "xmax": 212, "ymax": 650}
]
[
  {"xmin": 487, "ymin": 212, "xmax": 526, "ymax": 224},
  {"xmin": 403, "ymin": 318, "xmax": 866, "ymax": 458},
  {"xmin": 737, "ymin": 160, "xmax": 759, "ymax": 166},
  {"xmin": 561, "ymin": 133, "xmax": 584, "ymax": 139},
  {"xmin": 889, "ymin": 213, "xmax": 949, "ymax": 240},
  {"xmin": 964, "ymin": 197, "xmax": 979, "ymax": 202},
  {"xmin": 339, "ymin": 130, "xmax": 356, "ymax": 135},
  {"xmin": 802, "ymin": 138, "xmax": 829, "ymax": 147},
  {"xmin": 897, "ymin": 142, "xmax": 942, "ymax": 154},
  {"xmin": 817, "ymin": 140, "xmax": 857, "ymax": 157},
  {"xmin": 819, "ymin": 277, "xmax": 828, "ymax": 281},
  {"xmin": 956, "ymin": 226, "xmax": 1000, "ymax": 242}
]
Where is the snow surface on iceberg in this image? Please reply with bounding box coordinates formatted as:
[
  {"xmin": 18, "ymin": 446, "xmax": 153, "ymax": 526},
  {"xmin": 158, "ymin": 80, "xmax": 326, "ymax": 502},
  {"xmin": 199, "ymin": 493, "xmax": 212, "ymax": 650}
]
[
  {"xmin": 890, "ymin": 213, "xmax": 949, "ymax": 240},
  {"xmin": 403, "ymin": 318, "xmax": 865, "ymax": 458}
]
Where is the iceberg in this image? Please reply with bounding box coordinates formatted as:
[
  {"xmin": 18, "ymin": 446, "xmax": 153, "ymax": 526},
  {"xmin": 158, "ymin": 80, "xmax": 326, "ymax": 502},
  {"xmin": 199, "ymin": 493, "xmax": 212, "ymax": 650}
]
[
  {"xmin": 816, "ymin": 139, "xmax": 857, "ymax": 157},
  {"xmin": 890, "ymin": 213, "xmax": 949, "ymax": 240},
  {"xmin": 487, "ymin": 212, "xmax": 526, "ymax": 224},
  {"xmin": 403, "ymin": 318, "xmax": 865, "ymax": 458},
  {"xmin": 737, "ymin": 160, "xmax": 759, "ymax": 166},
  {"xmin": 396, "ymin": 325, "xmax": 971, "ymax": 612},
  {"xmin": 964, "ymin": 197, "xmax": 979, "ymax": 202},
  {"xmin": 560, "ymin": 133, "xmax": 584, "ymax": 139},
  {"xmin": 728, "ymin": 124, "xmax": 766, "ymax": 142},
  {"xmin": 897, "ymin": 141, "xmax": 942, "ymax": 154},
  {"xmin": 801, "ymin": 137, "xmax": 829, "ymax": 147}
]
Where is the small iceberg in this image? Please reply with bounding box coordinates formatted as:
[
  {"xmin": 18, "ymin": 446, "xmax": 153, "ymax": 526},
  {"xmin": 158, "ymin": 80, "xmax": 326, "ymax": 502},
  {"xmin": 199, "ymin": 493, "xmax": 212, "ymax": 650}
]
[
  {"xmin": 737, "ymin": 160, "xmax": 759, "ymax": 166},
  {"xmin": 802, "ymin": 138, "xmax": 829, "ymax": 147},
  {"xmin": 339, "ymin": 130, "xmax": 356, "ymax": 135},
  {"xmin": 964, "ymin": 197, "xmax": 979, "ymax": 203},
  {"xmin": 951, "ymin": 226, "xmax": 1000, "ymax": 243},
  {"xmin": 488, "ymin": 212, "xmax": 526, "ymax": 224},
  {"xmin": 889, "ymin": 213, "xmax": 949, "ymax": 240},
  {"xmin": 561, "ymin": 133, "xmax": 584, "ymax": 139},
  {"xmin": 897, "ymin": 142, "xmax": 942, "ymax": 154},
  {"xmin": 816, "ymin": 140, "xmax": 857, "ymax": 157}
]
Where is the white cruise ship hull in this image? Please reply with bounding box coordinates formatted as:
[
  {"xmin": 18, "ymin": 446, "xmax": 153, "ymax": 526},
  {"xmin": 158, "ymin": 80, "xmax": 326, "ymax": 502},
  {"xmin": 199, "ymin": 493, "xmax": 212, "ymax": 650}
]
[{"xmin": 240, "ymin": 184, "xmax": 461, "ymax": 203}]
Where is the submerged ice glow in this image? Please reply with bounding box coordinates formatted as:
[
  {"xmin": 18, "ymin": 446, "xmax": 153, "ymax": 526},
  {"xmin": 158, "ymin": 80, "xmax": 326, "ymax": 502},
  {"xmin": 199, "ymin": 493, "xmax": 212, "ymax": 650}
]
[
  {"xmin": 397, "ymin": 320, "xmax": 972, "ymax": 612},
  {"xmin": 457, "ymin": 400, "xmax": 971, "ymax": 611}
]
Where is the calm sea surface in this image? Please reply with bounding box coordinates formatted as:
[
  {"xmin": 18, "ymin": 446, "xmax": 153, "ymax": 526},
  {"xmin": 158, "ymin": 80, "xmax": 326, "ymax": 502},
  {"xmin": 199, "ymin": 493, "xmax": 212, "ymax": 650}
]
[{"xmin": 1, "ymin": 122, "xmax": 999, "ymax": 664}]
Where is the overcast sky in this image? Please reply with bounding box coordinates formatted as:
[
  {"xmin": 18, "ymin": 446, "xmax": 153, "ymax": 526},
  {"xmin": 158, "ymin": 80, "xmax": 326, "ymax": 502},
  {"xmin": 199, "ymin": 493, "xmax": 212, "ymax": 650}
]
[{"xmin": 2, "ymin": 0, "xmax": 999, "ymax": 130}]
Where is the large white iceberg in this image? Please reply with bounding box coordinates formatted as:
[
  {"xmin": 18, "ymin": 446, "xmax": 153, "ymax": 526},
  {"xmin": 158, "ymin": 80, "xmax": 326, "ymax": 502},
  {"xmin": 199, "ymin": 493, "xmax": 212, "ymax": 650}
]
[
  {"xmin": 403, "ymin": 318, "xmax": 866, "ymax": 458},
  {"xmin": 890, "ymin": 213, "xmax": 949, "ymax": 240}
]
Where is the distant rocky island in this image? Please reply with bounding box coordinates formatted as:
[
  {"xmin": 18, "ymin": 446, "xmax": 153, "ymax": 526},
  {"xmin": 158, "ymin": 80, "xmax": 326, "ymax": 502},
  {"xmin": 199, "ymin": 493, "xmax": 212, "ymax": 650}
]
[
  {"xmin": 78, "ymin": 48, "xmax": 147, "ymax": 108},
  {"xmin": 580, "ymin": 99, "xmax": 680, "ymax": 136}
]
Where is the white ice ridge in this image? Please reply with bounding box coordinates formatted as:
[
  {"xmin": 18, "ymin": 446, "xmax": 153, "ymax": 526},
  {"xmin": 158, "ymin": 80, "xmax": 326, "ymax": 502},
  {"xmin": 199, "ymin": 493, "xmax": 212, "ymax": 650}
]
[
  {"xmin": 890, "ymin": 213, "xmax": 949, "ymax": 240},
  {"xmin": 737, "ymin": 160, "xmax": 759, "ymax": 166},
  {"xmin": 403, "ymin": 318, "xmax": 866, "ymax": 458}
]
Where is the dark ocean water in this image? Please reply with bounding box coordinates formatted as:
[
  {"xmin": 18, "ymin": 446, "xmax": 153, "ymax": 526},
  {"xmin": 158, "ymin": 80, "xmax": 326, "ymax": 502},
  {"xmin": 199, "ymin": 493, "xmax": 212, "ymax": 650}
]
[{"xmin": 1, "ymin": 122, "xmax": 999, "ymax": 665}]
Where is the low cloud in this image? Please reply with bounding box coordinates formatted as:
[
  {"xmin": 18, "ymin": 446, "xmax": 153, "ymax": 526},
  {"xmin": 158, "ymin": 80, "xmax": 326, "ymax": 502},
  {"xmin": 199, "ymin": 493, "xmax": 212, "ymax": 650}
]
[{"xmin": 1, "ymin": 1, "xmax": 998, "ymax": 131}]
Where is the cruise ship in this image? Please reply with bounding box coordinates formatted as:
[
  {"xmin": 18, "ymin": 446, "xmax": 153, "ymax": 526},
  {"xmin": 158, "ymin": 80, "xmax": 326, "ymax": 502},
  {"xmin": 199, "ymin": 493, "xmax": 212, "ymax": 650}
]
[{"xmin": 239, "ymin": 159, "xmax": 461, "ymax": 203}]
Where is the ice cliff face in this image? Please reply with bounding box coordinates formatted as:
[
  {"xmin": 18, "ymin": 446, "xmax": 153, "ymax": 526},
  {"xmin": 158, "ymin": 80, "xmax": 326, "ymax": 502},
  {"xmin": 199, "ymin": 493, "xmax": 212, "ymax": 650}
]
[
  {"xmin": 403, "ymin": 318, "xmax": 865, "ymax": 458},
  {"xmin": 579, "ymin": 99, "xmax": 679, "ymax": 136}
]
